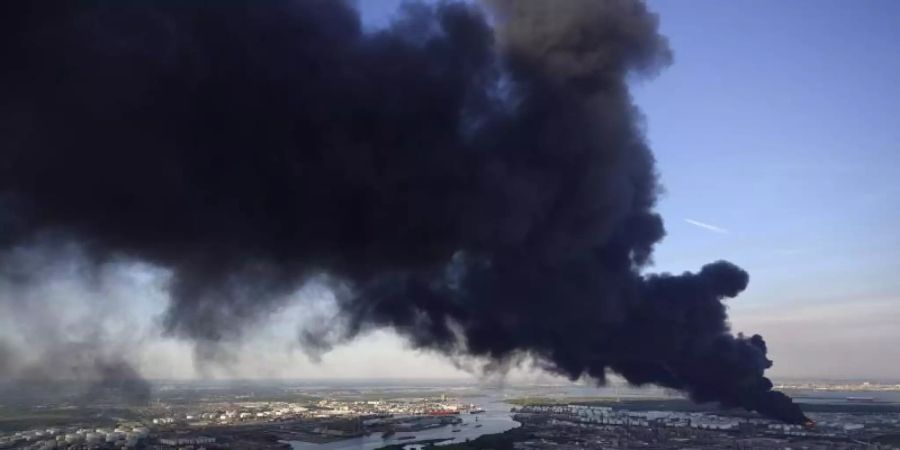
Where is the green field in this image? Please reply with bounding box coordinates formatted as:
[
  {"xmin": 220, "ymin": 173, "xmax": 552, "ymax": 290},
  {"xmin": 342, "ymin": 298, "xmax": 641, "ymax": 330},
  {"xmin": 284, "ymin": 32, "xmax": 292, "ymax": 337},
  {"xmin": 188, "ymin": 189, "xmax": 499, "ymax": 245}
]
[{"xmin": 0, "ymin": 407, "xmax": 138, "ymax": 432}]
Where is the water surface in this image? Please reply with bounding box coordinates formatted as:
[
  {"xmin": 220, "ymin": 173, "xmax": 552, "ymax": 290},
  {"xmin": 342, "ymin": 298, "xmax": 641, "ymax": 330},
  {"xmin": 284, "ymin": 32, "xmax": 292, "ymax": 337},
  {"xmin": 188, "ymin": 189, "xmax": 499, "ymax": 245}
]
[{"xmin": 290, "ymin": 398, "xmax": 518, "ymax": 450}]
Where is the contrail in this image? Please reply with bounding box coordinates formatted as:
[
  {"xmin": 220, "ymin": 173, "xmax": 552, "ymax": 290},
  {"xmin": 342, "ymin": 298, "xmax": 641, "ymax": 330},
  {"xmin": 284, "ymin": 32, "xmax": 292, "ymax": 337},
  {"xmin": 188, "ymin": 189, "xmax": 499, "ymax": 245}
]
[{"xmin": 685, "ymin": 218, "xmax": 729, "ymax": 234}]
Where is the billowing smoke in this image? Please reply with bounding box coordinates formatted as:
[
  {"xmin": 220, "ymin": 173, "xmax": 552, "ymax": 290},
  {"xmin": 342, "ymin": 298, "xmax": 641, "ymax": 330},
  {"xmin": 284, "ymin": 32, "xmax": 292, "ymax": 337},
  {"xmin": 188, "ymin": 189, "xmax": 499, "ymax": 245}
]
[{"xmin": 0, "ymin": 0, "xmax": 805, "ymax": 422}]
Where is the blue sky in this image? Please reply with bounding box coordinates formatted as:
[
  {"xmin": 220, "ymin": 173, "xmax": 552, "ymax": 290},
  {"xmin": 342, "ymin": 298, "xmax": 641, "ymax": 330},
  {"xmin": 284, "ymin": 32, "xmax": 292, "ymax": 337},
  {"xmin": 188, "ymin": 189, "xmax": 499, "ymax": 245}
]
[
  {"xmin": 635, "ymin": 0, "xmax": 900, "ymax": 301},
  {"xmin": 630, "ymin": 0, "xmax": 900, "ymax": 378}
]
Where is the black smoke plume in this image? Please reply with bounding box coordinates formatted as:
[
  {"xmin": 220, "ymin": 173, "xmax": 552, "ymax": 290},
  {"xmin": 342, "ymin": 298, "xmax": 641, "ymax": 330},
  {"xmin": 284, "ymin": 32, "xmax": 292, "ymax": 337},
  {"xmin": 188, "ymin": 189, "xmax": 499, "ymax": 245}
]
[{"xmin": 0, "ymin": 0, "xmax": 805, "ymax": 422}]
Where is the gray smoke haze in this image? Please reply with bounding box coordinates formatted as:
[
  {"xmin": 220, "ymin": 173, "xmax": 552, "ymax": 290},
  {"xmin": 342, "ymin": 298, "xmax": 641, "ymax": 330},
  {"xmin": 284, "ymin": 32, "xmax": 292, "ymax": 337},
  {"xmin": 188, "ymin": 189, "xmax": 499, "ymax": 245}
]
[
  {"xmin": 0, "ymin": 0, "xmax": 806, "ymax": 422},
  {"xmin": 0, "ymin": 242, "xmax": 153, "ymax": 404}
]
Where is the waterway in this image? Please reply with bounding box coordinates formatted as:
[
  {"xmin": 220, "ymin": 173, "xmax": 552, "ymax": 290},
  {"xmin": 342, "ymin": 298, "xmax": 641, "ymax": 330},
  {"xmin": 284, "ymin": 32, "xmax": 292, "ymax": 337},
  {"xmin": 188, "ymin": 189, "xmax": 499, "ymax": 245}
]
[{"xmin": 289, "ymin": 398, "xmax": 519, "ymax": 450}]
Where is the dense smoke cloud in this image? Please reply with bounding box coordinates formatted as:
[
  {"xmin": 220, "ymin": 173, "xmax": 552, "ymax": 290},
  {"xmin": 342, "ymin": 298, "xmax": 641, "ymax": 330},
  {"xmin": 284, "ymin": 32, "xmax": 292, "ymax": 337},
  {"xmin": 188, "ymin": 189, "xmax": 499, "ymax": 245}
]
[{"xmin": 0, "ymin": 0, "xmax": 805, "ymax": 422}]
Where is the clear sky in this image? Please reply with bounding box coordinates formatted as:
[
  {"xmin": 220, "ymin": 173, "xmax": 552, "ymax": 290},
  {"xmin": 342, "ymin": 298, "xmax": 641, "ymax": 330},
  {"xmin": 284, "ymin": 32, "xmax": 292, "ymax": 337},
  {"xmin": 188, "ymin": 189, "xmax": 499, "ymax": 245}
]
[
  {"xmin": 2, "ymin": 1, "xmax": 897, "ymax": 382},
  {"xmin": 633, "ymin": 0, "xmax": 900, "ymax": 379}
]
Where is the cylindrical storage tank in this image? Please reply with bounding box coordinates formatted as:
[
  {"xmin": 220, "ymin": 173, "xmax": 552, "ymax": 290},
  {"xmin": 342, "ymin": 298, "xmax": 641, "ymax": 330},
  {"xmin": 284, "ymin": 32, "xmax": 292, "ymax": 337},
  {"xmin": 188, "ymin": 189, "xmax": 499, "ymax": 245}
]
[
  {"xmin": 85, "ymin": 432, "xmax": 102, "ymax": 444},
  {"xmin": 107, "ymin": 431, "xmax": 125, "ymax": 442}
]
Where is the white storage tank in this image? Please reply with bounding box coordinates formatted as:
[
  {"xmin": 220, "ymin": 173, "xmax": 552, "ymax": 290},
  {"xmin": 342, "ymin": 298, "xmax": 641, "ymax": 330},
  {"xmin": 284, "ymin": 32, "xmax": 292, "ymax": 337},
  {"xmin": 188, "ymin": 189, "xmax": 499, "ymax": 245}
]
[
  {"xmin": 107, "ymin": 431, "xmax": 126, "ymax": 442},
  {"xmin": 85, "ymin": 432, "xmax": 103, "ymax": 444}
]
